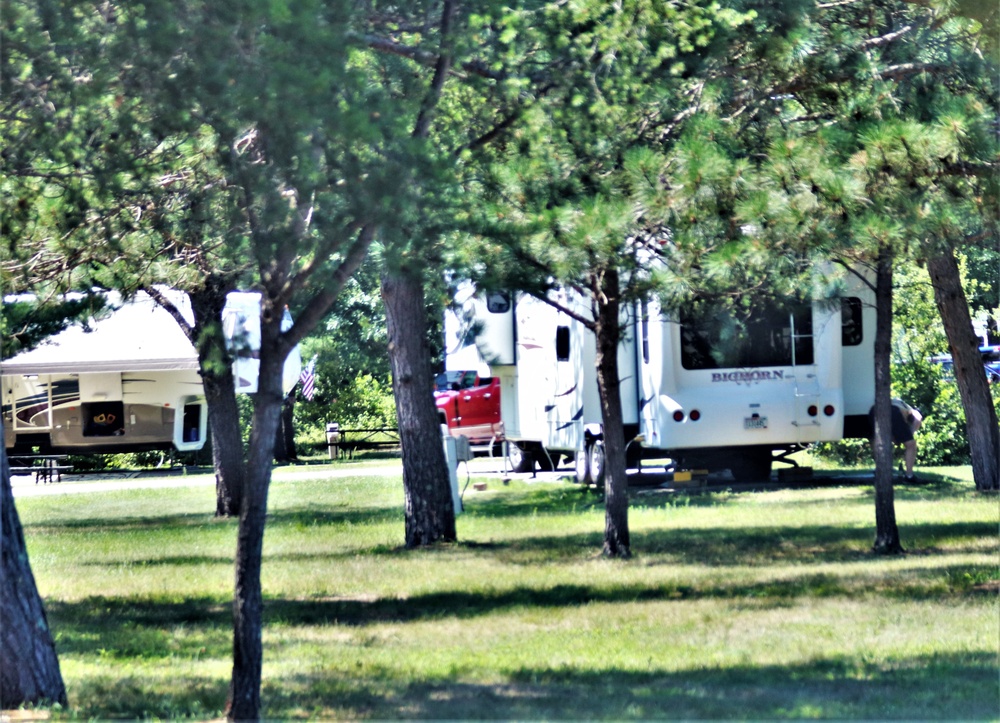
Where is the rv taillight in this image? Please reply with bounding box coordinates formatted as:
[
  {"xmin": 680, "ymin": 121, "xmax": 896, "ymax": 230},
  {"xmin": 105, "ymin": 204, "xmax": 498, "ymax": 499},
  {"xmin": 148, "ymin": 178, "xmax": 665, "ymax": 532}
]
[
  {"xmin": 807, "ymin": 405, "xmax": 818, "ymax": 417},
  {"xmin": 672, "ymin": 410, "xmax": 685, "ymax": 422},
  {"xmin": 689, "ymin": 409, "xmax": 701, "ymax": 422},
  {"xmin": 824, "ymin": 405, "xmax": 835, "ymax": 416}
]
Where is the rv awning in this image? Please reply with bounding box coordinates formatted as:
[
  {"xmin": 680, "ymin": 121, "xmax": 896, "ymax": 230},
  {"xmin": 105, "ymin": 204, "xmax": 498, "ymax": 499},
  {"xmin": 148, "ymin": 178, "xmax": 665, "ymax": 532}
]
[{"xmin": 1, "ymin": 290, "xmax": 200, "ymax": 376}]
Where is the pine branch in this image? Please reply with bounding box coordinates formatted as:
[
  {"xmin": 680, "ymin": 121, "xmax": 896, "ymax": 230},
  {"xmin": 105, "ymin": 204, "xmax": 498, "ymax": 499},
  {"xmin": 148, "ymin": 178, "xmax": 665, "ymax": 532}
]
[
  {"xmin": 832, "ymin": 256, "xmax": 877, "ymax": 294},
  {"xmin": 940, "ymin": 160, "xmax": 1000, "ymax": 178},
  {"xmin": 877, "ymin": 62, "xmax": 950, "ymax": 80},
  {"xmin": 413, "ymin": 0, "xmax": 456, "ymax": 140},
  {"xmin": 356, "ymin": 33, "xmax": 506, "ymax": 82},
  {"xmin": 143, "ymin": 285, "xmax": 195, "ymax": 342},
  {"xmin": 284, "ymin": 218, "xmax": 364, "ymax": 297},
  {"xmin": 860, "ymin": 25, "xmax": 915, "ymax": 49},
  {"xmin": 528, "ymin": 288, "xmax": 596, "ymax": 330},
  {"xmin": 462, "ymin": 96, "xmax": 546, "ymax": 155},
  {"xmin": 652, "ymin": 81, "xmax": 707, "ymax": 143},
  {"xmin": 817, "ymin": 0, "xmax": 864, "ymax": 8},
  {"xmin": 281, "ymin": 224, "xmax": 378, "ymax": 351}
]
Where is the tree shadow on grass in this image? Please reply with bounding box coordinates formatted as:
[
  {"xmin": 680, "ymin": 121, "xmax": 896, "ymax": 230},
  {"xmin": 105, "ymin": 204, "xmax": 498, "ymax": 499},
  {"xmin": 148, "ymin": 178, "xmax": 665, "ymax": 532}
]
[
  {"xmin": 455, "ymin": 517, "xmax": 997, "ymax": 568},
  {"xmin": 47, "ymin": 596, "xmax": 229, "ymax": 630},
  {"xmin": 268, "ymin": 650, "xmax": 997, "ymax": 720},
  {"xmin": 27, "ymin": 503, "xmax": 406, "ymax": 536},
  {"xmin": 465, "ymin": 472, "xmax": 980, "ymax": 519},
  {"xmin": 67, "ymin": 673, "xmax": 228, "ymax": 719},
  {"xmin": 61, "ymin": 649, "xmax": 994, "ymax": 720},
  {"xmin": 53, "ymin": 597, "xmax": 997, "ymax": 721},
  {"xmin": 626, "ymin": 472, "xmax": 976, "ymax": 506},
  {"xmin": 47, "ymin": 545, "xmax": 997, "ymax": 663},
  {"xmin": 61, "ymin": 514, "xmax": 995, "ymax": 576},
  {"xmin": 635, "ymin": 519, "xmax": 998, "ymax": 562},
  {"xmin": 261, "ymin": 563, "xmax": 997, "ymax": 626},
  {"xmin": 380, "ymin": 650, "xmax": 995, "ymax": 721}
]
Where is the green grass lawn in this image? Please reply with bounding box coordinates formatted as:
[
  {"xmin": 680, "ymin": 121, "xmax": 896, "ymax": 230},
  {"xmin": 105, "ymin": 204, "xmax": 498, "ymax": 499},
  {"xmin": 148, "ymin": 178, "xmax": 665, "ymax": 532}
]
[{"xmin": 12, "ymin": 465, "xmax": 999, "ymax": 720}]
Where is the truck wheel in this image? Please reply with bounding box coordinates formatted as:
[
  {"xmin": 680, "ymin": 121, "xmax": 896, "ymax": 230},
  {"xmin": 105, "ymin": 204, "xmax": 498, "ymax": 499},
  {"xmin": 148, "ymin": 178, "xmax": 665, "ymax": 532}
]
[
  {"xmin": 589, "ymin": 440, "xmax": 606, "ymax": 485},
  {"xmin": 507, "ymin": 441, "xmax": 533, "ymax": 473}
]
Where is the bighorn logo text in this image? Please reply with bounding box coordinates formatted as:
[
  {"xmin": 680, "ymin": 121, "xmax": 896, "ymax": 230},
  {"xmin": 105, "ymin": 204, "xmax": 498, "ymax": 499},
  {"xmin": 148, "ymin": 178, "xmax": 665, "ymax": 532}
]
[{"xmin": 711, "ymin": 370, "xmax": 785, "ymax": 384}]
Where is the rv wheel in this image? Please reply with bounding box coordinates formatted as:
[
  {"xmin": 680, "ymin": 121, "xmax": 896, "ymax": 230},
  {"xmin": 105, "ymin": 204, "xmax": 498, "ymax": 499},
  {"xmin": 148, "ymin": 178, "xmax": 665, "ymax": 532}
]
[
  {"xmin": 728, "ymin": 448, "xmax": 772, "ymax": 482},
  {"xmin": 574, "ymin": 448, "xmax": 591, "ymax": 485},
  {"xmin": 506, "ymin": 441, "xmax": 534, "ymax": 474},
  {"xmin": 589, "ymin": 440, "xmax": 606, "ymax": 485}
]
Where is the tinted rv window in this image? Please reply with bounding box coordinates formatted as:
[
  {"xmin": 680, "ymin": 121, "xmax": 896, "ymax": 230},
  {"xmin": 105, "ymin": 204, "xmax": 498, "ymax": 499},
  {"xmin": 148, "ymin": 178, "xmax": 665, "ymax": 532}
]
[
  {"xmin": 842, "ymin": 297, "xmax": 863, "ymax": 346},
  {"xmin": 486, "ymin": 291, "xmax": 511, "ymax": 314},
  {"xmin": 681, "ymin": 302, "xmax": 814, "ymax": 370},
  {"xmin": 83, "ymin": 401, "xmax": 125, "ymax": 437},
  {"xmin": 556, "ymin": 326, "xmax": 571, "ymax": 362}
]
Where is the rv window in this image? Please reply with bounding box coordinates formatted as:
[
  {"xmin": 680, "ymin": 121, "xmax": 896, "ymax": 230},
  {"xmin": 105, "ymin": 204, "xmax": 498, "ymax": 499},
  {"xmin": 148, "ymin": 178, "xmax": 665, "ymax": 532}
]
[
  {"xmin": 640, "ymin": 301, "xmax": 650, "ymax": 364},
  {"xmin": 681, "ymin": 301, "xmax": 814, "ymax": 370},
  {"xmin": 556, "ymin": 326, "xmax": 571, "ymax": 362},
  {"xmin": 486, "ymin": 291, "xmax": 511, "ymax": 314},
  {"xmin": 83, "ymin": 401, "xmax": 125, "ymax": 437},
  {"xmin": 842, "ymin": 297, "xmax": 863, "ymax": 347}
]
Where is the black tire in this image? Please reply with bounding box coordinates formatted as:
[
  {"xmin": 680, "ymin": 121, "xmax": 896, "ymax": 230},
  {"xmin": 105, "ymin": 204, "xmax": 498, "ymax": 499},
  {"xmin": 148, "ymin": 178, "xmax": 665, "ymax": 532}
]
[
  {"xmin": 728, "ymin": 448, "xmax": 772, "ymax": 482},
  {"xmin": 507, "ymin": 441, "xmax": 534, "ymax": 473},
  {"xmin": 625, "ymin": 441, "xmax": 642, "ymax": 470}
]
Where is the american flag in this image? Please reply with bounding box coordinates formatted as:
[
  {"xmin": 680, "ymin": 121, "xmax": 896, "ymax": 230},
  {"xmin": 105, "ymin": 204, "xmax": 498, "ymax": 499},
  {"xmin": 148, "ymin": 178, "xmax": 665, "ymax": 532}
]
[{"xmin": 299, "ymin": 356, "xmax": 317, "ymax": 401}]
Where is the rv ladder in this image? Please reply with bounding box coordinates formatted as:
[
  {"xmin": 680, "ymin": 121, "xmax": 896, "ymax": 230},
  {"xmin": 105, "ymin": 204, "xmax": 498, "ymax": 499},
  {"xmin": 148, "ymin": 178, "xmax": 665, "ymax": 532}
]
[{"xmin": 789, "ymin": 312, "xmax": 820, "ymax": 430}]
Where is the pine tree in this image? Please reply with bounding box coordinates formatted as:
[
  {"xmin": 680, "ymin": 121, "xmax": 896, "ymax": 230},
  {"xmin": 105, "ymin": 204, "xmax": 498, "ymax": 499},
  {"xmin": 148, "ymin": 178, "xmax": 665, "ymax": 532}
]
[
  {"xmin": 654, "ymin": 0, "xmax": 998, "ymax": 546},
  {"xmin": 462, "ymin": 1, "xmax": 756, "ymax": 558}
]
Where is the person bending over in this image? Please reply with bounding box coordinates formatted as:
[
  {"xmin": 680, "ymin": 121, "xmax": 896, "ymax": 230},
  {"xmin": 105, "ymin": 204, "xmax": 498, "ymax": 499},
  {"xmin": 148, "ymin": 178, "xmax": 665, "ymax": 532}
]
[{"xmin": 869, "ymin": 398, "xmax": 923, "ymax": 483}]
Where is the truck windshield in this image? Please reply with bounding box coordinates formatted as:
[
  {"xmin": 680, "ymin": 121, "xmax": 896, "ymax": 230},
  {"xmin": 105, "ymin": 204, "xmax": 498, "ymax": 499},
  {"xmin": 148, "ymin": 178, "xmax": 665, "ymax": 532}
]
[{"xmin": 434, "ymin": 371, "xmax": 464, "ymax": 391}]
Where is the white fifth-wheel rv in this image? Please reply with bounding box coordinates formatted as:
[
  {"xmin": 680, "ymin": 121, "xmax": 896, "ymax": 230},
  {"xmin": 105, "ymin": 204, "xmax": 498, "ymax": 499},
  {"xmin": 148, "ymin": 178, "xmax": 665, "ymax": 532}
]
[
  {"xmin": 2, "ymin": 290, "xmax": 301, "ymax": 455},
  {"xmin": 445, "ymin": 275, "xmax": 875, "ymax": 482}
]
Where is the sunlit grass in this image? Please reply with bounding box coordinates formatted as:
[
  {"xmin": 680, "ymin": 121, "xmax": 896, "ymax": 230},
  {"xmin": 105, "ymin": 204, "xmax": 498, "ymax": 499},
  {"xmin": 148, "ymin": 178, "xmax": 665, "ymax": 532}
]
[{"xmin": 11, "ymin": 466, "xmax": 999, "ymax": 719}]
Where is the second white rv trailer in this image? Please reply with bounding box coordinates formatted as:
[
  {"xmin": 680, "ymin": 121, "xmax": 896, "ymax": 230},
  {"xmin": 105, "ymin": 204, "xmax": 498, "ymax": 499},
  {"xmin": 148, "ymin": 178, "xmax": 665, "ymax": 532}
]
[
  {"xmin": 445, "ymin": 276, "xmax": 875, "ymax": 481},
  {"xmin": 2, "ymin": 290, "xmax": 301, "ymax": 455}
]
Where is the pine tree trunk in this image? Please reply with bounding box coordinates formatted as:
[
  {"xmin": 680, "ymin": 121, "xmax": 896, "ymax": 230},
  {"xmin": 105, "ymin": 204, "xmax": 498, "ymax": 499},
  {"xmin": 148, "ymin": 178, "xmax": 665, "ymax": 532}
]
[
  {"xmin": 283, "ymin": 393, "xmax": 297, "ymax": 461},
  {"xmin": 1, "ymin": 435, "xmax": 67, "ymax": 708},
  {"xmin": 272, "ymin": 392, "xmax": 297, "ymax": 464},
  {"xmin": 927, "ymin": 248, "xmax": 1000, "ymax": 491},
  {"xmin": 224, "ymin": 311, "xmax": 286, "ymax": 721},
  {"xmin": 381, "ymin": 269, "xmax": 456, "ymax": 548},
  {"xmin": 202, "ymin": 370, "xmax": 245, "ymax": 517},
  {"xmin": 872, "ymin": 247, "xmax": 904, "ymax": 555},
  {"xmin": 593, "ymin": 270, "xmax": 631, "ymax": 559},
  {"xmin": 188, "ymin": 283, "xmax": 245, "ymax": 517}
]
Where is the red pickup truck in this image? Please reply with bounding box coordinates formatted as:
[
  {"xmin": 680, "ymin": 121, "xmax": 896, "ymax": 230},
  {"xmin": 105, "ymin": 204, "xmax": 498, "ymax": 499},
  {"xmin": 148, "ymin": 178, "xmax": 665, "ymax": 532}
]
[{"xmin": 434, "ymin": 371, "xmax": 503, "ymax": 444}]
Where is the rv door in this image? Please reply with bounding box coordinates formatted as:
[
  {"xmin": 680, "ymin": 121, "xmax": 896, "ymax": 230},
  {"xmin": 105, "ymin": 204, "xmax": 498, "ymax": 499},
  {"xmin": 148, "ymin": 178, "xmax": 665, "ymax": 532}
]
[
  {"xmin": 11, "ymin": 374, "xmax": 54, "ymax": 432},
  {"xmin": 789, "ymin": 308, "xmax": 821, "ymax": 440}
]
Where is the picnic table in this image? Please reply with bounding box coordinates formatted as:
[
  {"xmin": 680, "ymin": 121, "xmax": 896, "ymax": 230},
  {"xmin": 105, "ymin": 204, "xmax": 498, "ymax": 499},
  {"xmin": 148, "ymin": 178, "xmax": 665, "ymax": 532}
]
[
  {"xmin": 336, "ymin": 428, "xmax": 400, "ymax": 459},
  {"xmin": 8, "ymin": 454, "xmax": 73, "ymax": 484}
]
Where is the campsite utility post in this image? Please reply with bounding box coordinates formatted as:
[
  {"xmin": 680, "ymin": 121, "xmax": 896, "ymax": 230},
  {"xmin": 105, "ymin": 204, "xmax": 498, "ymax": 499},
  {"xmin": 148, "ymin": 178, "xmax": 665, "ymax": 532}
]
[{"xmin": 326, "ymin": 423, "xmax": 340, "ymax": 459}]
